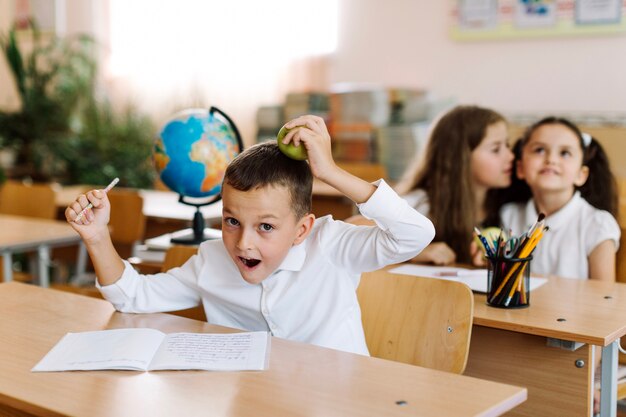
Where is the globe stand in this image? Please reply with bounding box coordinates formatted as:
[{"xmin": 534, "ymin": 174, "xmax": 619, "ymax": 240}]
[
  {"xmin": 170, "ymin": 195, "xmax": 221, "ymax": 245},
  {"xmin": 157, "ymin": 106, "xmax": 244, "ymax": 246}
]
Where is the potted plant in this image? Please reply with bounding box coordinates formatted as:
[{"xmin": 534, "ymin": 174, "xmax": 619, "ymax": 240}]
[
  {"xmin": 59, "ymin": 99, "xmax": 156, "ymax": 188},
  {"xmin": 0, "ymin": 21, "xmax": 96, "ymax": 181},
  {"xmin": 1, "ymin": 21, "xmax": 157, "ymax": 188}
]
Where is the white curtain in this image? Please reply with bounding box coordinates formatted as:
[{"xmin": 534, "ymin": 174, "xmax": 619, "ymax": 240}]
[{"xmin": 100, "ymin": 0, "xmax": 338, "ymax": 145}]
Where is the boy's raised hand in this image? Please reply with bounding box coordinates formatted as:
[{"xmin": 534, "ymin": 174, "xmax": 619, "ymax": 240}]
[
  {"xmin": 65, "ymin": 189, "xmax": 111, "ymax": 242},
  {"xmin": 282, "ymin": 115, "xmax": 336, "ymax": 182}
]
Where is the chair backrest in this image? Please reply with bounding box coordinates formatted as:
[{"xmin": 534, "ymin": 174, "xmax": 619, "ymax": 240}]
[
  {"xmin": 162, "ymin": 245, "xmax": 206, "ymax": 322},
  {"xmin": 161, "ymin": 245, "xmax": 199, "ymax": 272},
  {"xmin": 357, "ymin": 268, "xmax": 474, "ymax": 374},
  {"xmin": 108, "ymin": 189, "xmax": 146, "ymax": 244},
  {"xmin": 617, "ymin": 176, "xmax": 626, "ymax": 282},
  {"xmin": 617, "ymin": 227, "xmax": 626, "ymax": 283},
  {"xmin": 107, "ymin": 189, "xmax": 146, "ymax": 259},
  {"xmin": 0, "ymin": 180, "xmax": 57, "ymax": 219}
]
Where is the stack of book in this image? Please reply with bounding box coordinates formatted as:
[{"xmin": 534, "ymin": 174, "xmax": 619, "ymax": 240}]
[
  {"xmin": 389, "ymin": 88, "xmax": 429, "ymax": 124},
  {"xmin": 255, "ymin": 87, "xmax": 456, "ymax": 169},
  {"xmin": 256, "ymin": 105, "xmax": 284, "ymax": 143},
  {"xmin": 330, "ymin": 122, "xmax": 377, "ymax": 162},
  {"xmin": 330, "ymin": 88, "xmax": 390, "ymax": 126},
  {"xmin": 329, "ymin": 87, "xmax": 390, "ymax": 163},
  {"xmin": 284, "ymin": 92, "xmax": 329, "ymax": 122},
  {"xmin": 376, "ymin": 122, "xmax": 431, "ymax": 181}
]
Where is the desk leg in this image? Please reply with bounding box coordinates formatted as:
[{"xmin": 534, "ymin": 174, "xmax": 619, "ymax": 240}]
[
  {"xmin": 600, "ymin": 341, "xmax": 618, "ymax": 417},
  {"xmin": 76, "ymin": 240, "xmax": 87, "ymax": 281},
  {"xmin": 1, "ymin": 251, "xmax": 12, "ymax": 282},
  {"xmin": 37, "ymin": 245, "xmax": 50, "ymax": 288}
]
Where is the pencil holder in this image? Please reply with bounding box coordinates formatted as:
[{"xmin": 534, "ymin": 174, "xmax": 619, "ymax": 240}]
[{"xmin": 486, "ymin": 256, "xmax": 532, "ymax": 309}]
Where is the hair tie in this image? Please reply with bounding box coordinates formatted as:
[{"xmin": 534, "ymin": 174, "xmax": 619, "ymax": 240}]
[{"xmin": 581, "ymin": 132, "xmax": 592, "ymax": 147}]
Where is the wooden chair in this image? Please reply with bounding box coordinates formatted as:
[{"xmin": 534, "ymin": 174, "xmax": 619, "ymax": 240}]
[
  {"xmin": 357, "ymin": 268, "xmax": 474, "ymax": 374},
  {"xmin": 161, "ymin": 245, "xmax": 206, "ymax": 322},
  {"xmin": 69, "ymin": 188, "xmax": 146, "ymax": 285},
  {"xmin": 161, "ymin": 245, "xmax": 199, "ymax": 271},
  {"xmin": 107, "ymin": 189, "xmax": 146, "ymax": 259},
  {"xmin": 617, "ymin": 228, "xmax": 626, "ymax": 284},
  {"xmin": 0, "ymin": 180, "xmax": 57, "ymax": 219},
  {"xmin": 617, "ymin": 176, "xmax": 626, "ymax": 283},
  {"xmin": 0, "ymin": 181, "xmax": 57, "ymax": 282}
]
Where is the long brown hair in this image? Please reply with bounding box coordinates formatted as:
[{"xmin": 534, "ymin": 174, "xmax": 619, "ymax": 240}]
[{"xmin": 401, "ymin": 105, "xmax": 506, "ymax": 263}]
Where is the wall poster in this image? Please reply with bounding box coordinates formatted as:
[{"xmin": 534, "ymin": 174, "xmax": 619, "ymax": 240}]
[{"xmin": 451, "ymin": 0, "xmax": 626, "ymax": 40}]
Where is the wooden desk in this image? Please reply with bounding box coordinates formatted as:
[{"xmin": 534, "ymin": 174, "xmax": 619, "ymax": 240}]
[
  {"xmin": 0, "ymin": 215, "xmax": 82, "ymax": 287},
  {"xmin": 0, "ymin": 282, "xmax": 527, "ymax": 417},
  {"xmin": 464, "ymin": 276, "xmax": 626, "ymax": 416}
]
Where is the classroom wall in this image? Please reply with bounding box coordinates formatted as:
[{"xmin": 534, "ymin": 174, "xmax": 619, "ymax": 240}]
[
  {"xmin": 4, "ymin": 1, "xmax": 626, "ymax": 116},
  {"xmin": 333, "ymin": 0, "xmax": 626, "ymax": 115},
  {"xmin": 0, "ymin": 0, "xmax": 95, "ymax": 110},
  {"xmin": 4, "ymin": 1, "xmax": 626, "ymax": 115},
  {"xmin": 2, "ymin": 0, "xmax": 625, "ymax": 169},
  {"xmin": 332, "ymin": 0, "xmax": 626, "ymax": 177}
]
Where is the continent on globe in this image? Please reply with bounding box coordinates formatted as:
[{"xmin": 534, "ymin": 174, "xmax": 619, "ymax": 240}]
[{"xmin": 154, "ymin": 108, "xmax": 242, "ymax": 199}]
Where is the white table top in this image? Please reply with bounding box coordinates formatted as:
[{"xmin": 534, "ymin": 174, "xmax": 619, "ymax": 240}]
[
  {"xmin": 56, "ymin": 186, "xmax": 223, "ymax": 223},
  {"xmin": 138, "ymin": 189, "xmax": 223, "ymax": 222},
  {"xmin": 0, "ymin": 214, "xmax": 81, "ymax": 252}
]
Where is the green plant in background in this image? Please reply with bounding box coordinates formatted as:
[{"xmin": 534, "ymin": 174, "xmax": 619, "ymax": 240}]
[
  {"xmin": 0, "ymin": 20, "xmax": 157, "ymax": 188},
  {"xmin": 59, "ymin": 100, "xmax": 156, "ymax": 188},
  {"xmin": 0, "ymin": 21, "xmax": 96, "ymax": 181}
]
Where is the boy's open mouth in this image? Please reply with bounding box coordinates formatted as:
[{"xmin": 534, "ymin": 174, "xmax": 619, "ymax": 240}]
[{"xmin": 239, "ymin": 257, "xmax": 261, "ymax": 268}]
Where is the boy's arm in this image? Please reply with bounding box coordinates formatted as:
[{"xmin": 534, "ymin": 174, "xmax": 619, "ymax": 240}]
[
  {"xmin": 65, "ymin": 189, "xmax": 125, "ymax": 286},
  {"xmin": 282, "ymin": 115, "xmax": 376, "ymax": 204}
]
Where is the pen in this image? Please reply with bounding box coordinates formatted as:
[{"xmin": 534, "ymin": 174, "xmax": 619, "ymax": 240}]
[
  {"xmin": 474, "ymin": 227, "xmax": 495, "ymax": 258},
  {"xmin": 438, "ymin": 270, "xmax": 486, "ymax": 277},
  {"xmin": 74, "ymin": 178, "xmax": 119, "ymax": 222}
]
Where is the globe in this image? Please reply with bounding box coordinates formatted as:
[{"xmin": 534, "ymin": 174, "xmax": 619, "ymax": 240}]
[
  {"xmin": 153, "ymin": 107, "xmax": 243, "ymax": 244},
  {"xmin": 153, "ymin": 107, "xmax": 242, "ymax": 199}
]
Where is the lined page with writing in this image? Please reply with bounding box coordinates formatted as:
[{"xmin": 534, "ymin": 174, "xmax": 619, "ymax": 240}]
[
  {"xmin": 32, "ymin": 329, "xmax": 271, "ymax": 372},
  {"xmin": 149, "ymin": 332, "xmax": 271, "ymax": 371}
]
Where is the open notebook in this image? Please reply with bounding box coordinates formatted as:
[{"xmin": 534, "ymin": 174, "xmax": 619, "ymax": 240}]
[
  {"xmin": 389, "ymin": 264, "xmax": 547, "ymax": 293},
  {"xmin": 32, "ymin": 328, "xmax": 270, "ymax": 372}
]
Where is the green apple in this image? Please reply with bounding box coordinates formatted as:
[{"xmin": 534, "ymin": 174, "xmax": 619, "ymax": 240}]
[{"xmin": 276, "ymin": 126, "xmax": 308, "ymax": 160}]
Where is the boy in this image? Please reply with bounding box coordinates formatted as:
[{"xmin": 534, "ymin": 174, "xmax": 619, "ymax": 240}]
[{"xmin": 66, "ymin": 115, "xmax": 435, "ymax": 355}]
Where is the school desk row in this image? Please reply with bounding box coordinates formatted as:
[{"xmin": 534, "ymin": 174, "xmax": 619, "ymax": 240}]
[
  {"xmin": 5, "ymin": 184, "xmax": 626, "ymax": 416},
  {"xmin": 1, "ymin": 210, "xmax": 623, "ymax": 417},
  {"xmin": 2, "ymin": 214, "xmax": 626, "ymax": 416},
  {"xmin": 3, "ymin": 266, "xmax": 626, "ymax": 417},
  {"xmin": 0, "ymin": 282, "xmax": 527, "ymax": 417}
]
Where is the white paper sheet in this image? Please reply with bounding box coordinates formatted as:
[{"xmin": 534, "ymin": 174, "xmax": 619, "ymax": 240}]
[{"xmin": 389, "ymin": 264, "xmax": 547, "ymax": 293}]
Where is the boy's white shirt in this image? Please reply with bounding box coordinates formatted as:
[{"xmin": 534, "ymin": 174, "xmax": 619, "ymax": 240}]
[
  {"xmin": 500, "ymin": 191, "xmax": 620, "ymax": 280},
  {"xmin": 402, "ymin": 188, "xmax": 430, "ymax": 216},
  {"xmin": 97, "ymin": 180, "xmax": 435, "ymax": 355}
]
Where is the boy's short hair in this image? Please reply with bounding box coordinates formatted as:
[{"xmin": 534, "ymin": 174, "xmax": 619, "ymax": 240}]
[{"xmin": 224, "ymin": 142, "xmax": 313, "ymax": 219}]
